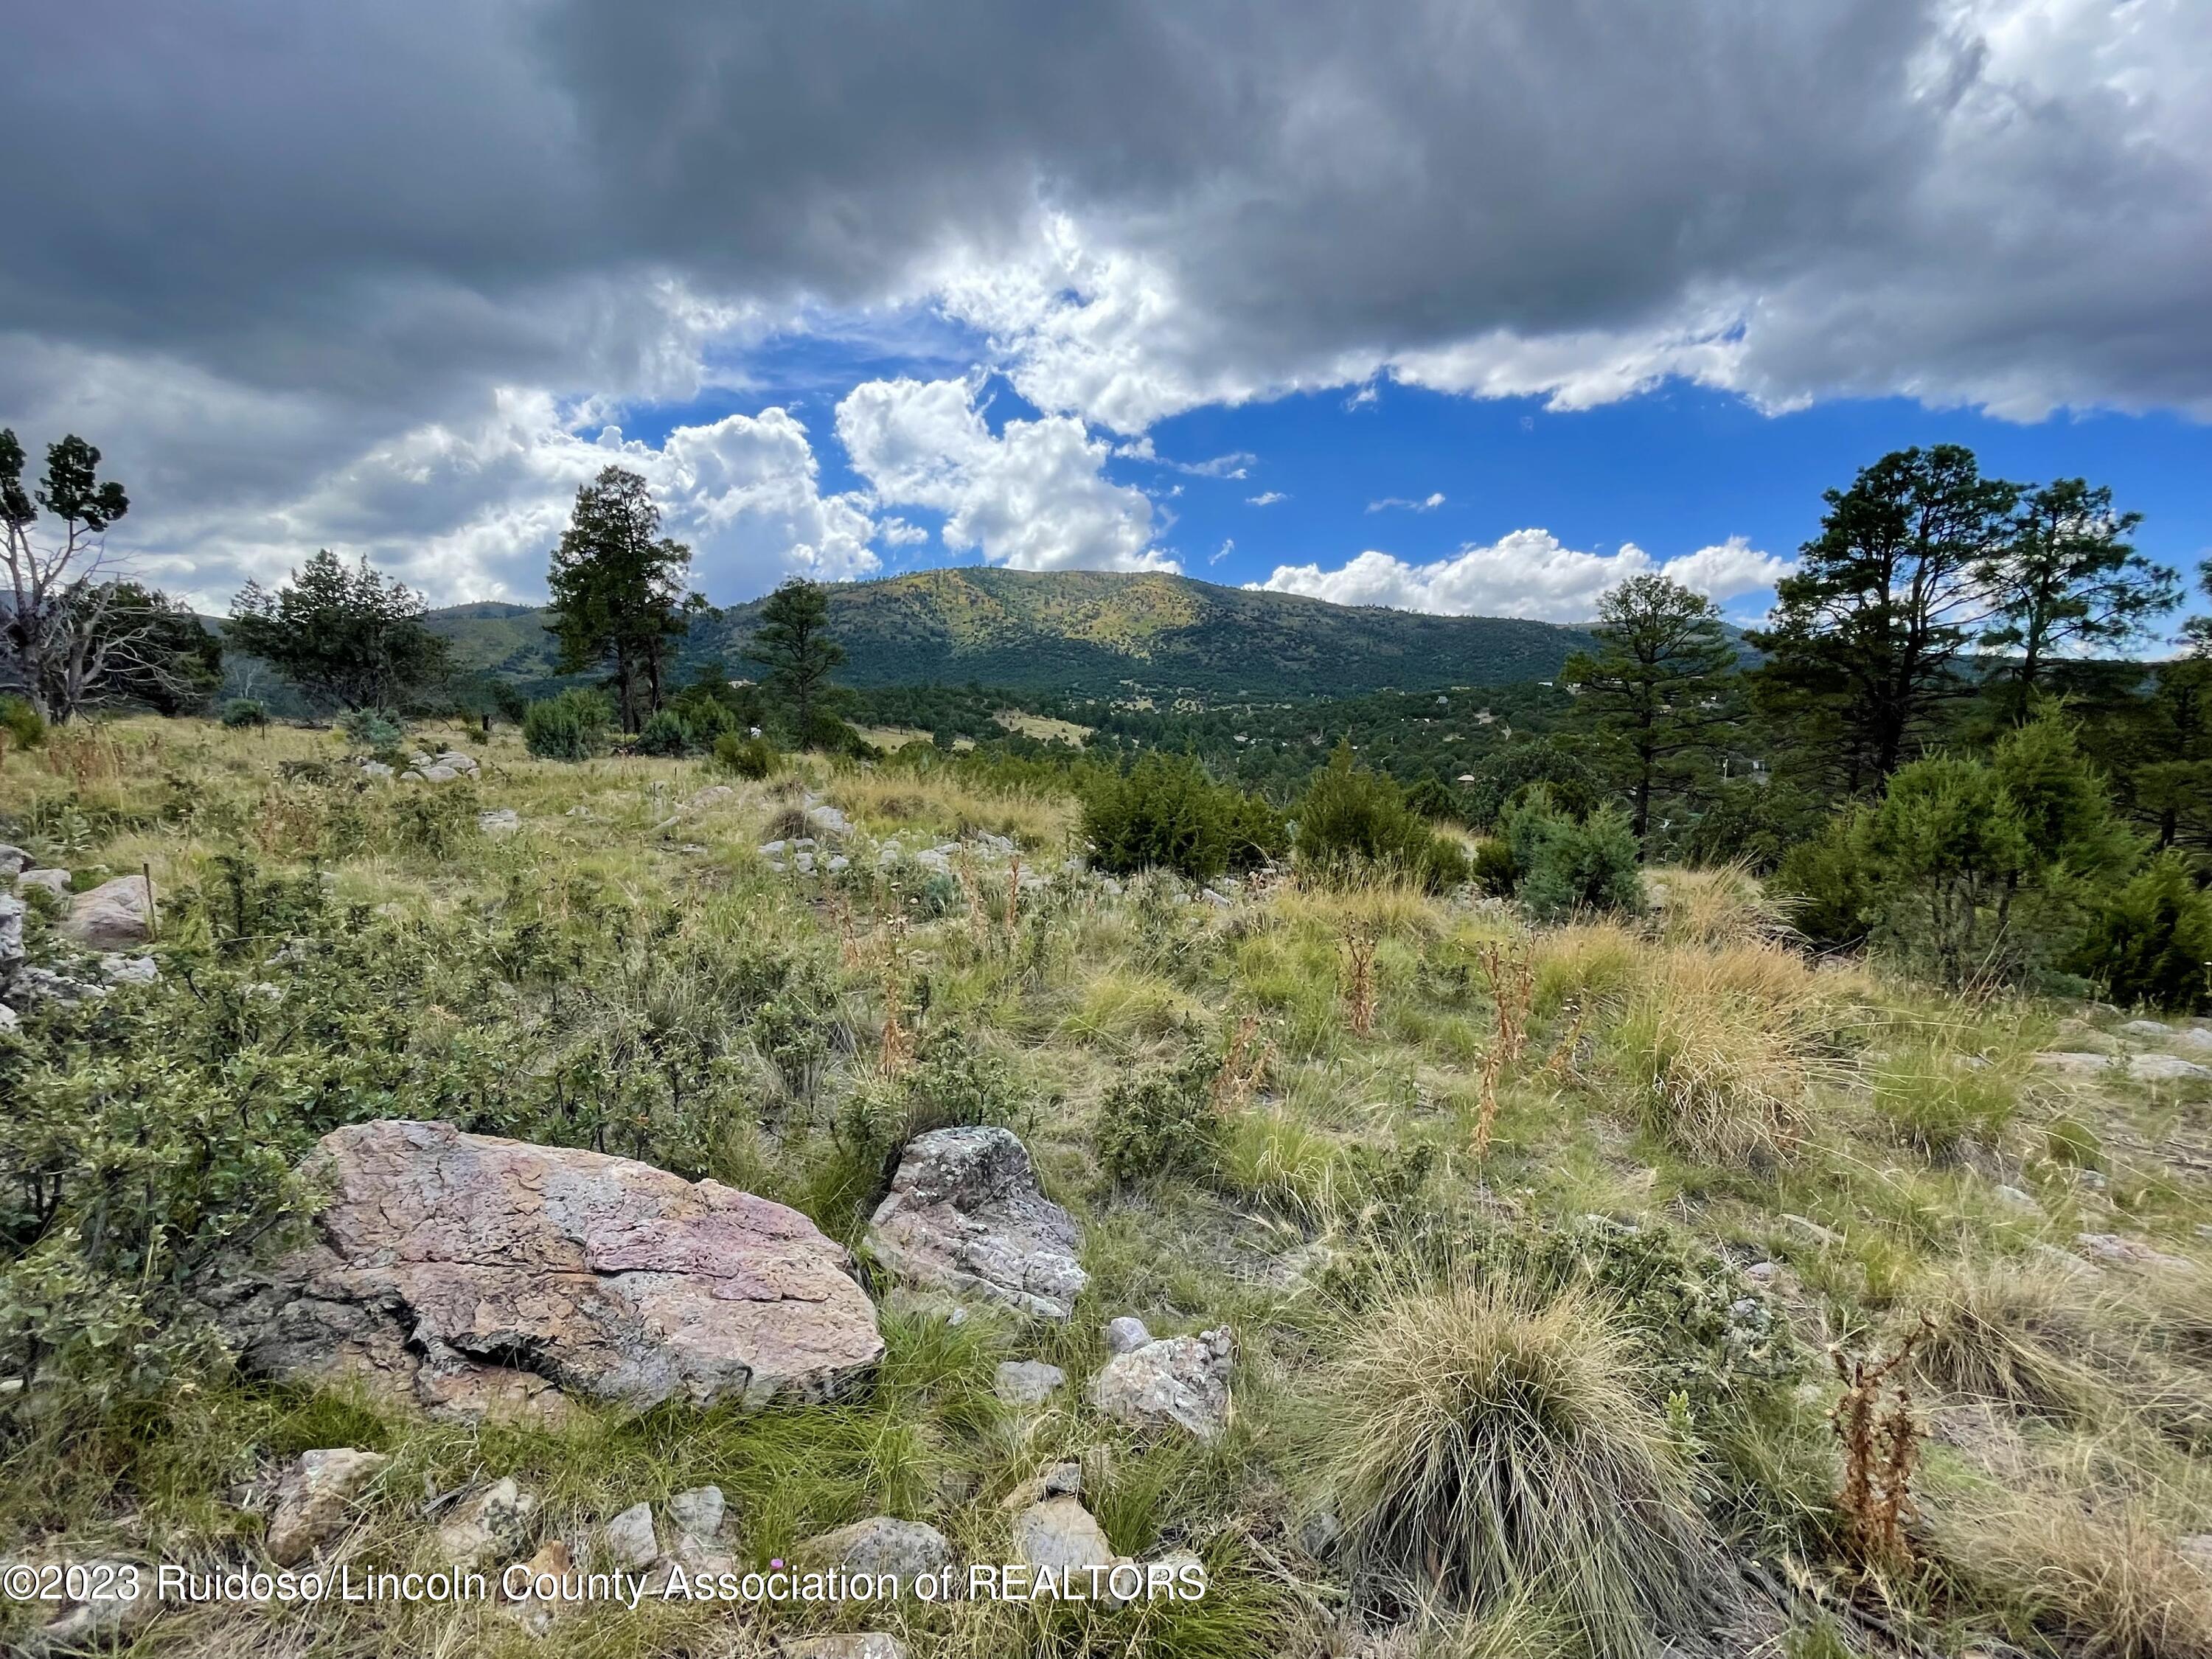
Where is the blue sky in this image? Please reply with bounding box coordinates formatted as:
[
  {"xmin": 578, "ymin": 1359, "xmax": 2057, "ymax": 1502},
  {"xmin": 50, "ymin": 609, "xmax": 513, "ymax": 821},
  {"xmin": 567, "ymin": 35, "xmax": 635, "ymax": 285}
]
[{"xmin": 5, "ymin": 0, "xmax": 2209, "ymax": 640}]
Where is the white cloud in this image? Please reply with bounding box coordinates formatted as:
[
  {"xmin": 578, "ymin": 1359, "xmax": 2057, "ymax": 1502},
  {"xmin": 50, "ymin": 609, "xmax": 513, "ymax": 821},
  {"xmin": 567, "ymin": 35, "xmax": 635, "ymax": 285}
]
[
  {"xmin": 877, "ymin": 515, "xmax": 929, "ymax": 547},
  {"xmin": 1209, "ymin": 538, "xmax": 1234, "ymax": 566},
  {"xmin": 835, "ymin": 376, "xmax": 1172, "ymax": 572},
  {"xmin": 1249, "ymin": 529, "xmax": 1789, "ymax": 621},
  {"xmin": 1110, "ymin": 435, "xmax": 1255, "ymax": 478},
  {"xmin": 1368, "ymin": 492, "xmax": 1446, "ymax": 513},
  {"xmin": 1247, "ymin": 491, "xmax": 1288, "ymax": 507}
]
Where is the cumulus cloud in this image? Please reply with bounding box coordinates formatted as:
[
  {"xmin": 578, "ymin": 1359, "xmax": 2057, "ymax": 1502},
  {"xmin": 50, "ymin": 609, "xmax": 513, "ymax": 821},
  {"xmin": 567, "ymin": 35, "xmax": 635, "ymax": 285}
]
[
  {"xmin": 835, "ymin": 377, "xmax": 1171, "ymax": 573},
  {"xmin": 1251, "ymin": 530, "xmax": 1790, "ymax": 621},
  {"xmin": 1248, "ymin": 492, "xmax": 1288, "ymax": 507},
  {"xmin": 1368, "ymin": 492, "xmax": 1446, "ymax": 513}
]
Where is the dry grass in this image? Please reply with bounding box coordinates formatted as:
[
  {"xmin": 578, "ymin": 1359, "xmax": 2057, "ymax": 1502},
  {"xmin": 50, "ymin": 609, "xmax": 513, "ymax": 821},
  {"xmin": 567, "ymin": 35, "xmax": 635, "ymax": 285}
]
[
  {"xmin": 1304, "ymin": 1279, "xmax": 1719, "ymax": 1658},
  {"xmin": 1529, "ymin": 922, "xmax": 1640, "ymax": 1016},
  {"xmin": 1648, "ymin": 861, "xmax": 1793, "ymax": 947},
  {"xmin": 1914, "ymin": 1265, "xmax": 2116, "ymax": 1422}
]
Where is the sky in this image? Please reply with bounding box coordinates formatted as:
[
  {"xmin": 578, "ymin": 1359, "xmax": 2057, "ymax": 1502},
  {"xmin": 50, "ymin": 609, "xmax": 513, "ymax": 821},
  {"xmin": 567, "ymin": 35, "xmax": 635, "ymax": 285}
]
[{"xmin": 3, "ymin": 0, "xmax": 2209, "ymax": 638}]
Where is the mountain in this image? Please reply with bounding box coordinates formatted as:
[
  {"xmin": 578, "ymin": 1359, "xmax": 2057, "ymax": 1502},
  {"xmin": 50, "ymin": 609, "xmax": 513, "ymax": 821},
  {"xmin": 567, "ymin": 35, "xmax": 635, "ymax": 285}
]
[{"xmin": 423, "ymin": 568, "xmax": 1597, "ymax": 700}]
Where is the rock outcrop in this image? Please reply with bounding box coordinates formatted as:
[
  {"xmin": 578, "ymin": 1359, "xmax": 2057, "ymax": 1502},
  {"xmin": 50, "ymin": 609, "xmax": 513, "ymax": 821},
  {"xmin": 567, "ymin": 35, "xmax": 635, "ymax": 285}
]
[
  {"xmin": 1090, "ymin": 1326, "xmax": 1234, "ymax": 1440},
  {"xmin": 60, "ymin": 874, "xmax": 153, "ymax": 949},
  {"xmin": 866, "ymin": 1127, "xmax": 1088, "ymax": 1321},
  {"xmin": 217, "ymin": 1120, "xmax": 883, "ymax": 1419}
]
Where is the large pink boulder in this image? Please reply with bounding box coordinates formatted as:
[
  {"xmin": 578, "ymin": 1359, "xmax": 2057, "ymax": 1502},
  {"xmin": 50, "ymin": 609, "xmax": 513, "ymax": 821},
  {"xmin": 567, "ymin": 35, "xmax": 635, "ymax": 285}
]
[{"xmin": 217, "ymin": 1121, "xmax": 883, "ymax": 1419}]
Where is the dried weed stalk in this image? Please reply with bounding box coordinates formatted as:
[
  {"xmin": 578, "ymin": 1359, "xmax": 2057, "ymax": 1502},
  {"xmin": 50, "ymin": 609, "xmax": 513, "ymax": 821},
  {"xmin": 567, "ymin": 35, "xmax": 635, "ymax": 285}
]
[{"xmin": 1830, "ymin": 1318, "xmax": 1933, "ymax": 1572}]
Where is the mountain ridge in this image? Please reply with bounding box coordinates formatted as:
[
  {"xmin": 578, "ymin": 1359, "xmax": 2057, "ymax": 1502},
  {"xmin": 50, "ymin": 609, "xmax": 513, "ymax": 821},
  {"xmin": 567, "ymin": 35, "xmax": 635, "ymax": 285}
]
[{"xmin": 422, "ymin": 566, "xmax": 1599, "ymax": 700}]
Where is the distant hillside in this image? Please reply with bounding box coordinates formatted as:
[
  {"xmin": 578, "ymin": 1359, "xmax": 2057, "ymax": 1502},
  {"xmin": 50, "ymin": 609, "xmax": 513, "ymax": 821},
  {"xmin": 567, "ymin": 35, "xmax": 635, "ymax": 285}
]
[{"xmin": 424, "ymin": 568, "xmax": 1597, "ymax": 700}]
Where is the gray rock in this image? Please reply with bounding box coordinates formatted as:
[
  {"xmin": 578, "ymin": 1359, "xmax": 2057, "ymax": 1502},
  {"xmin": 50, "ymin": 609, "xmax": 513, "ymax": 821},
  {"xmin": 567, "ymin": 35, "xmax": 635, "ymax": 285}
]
[
  {"xmin": 217, "ymin": 1120, "xmax": 883, "ymax": 1420},
  {"xmin": 0, "ymin": 1002, "xmax": 18, "ymax": 1034},
  {"xmin": 361, "ymin": 759, "xmax": 394, "ymax": 779},
  {"xmin": 994, "ymin": 1359, "xmax": 1067, "ymax": 1406},
  {"xmin": 1089, "ymin": 1328, "xmax": 1235, "ymax": 1440},
  {"xmin": 15, "ymin": 867, "xmax": 70, "ymax": 900},
  {"xmin": 99, "ymin": 953, "xmax": 159, "ymax": 985},
  {"xmin": 61, "ymin": 874, "xmax": 153, "ymax": 949},
  {"xmin": 1011, "ymin": 1495, "xmax": 1127, "ymax": 1586},
  {"xmin": 805, "ymin": 804, "xmax": 854, "ymax": 838},
  {"xmin": 759, "ymin": 839, "xmax": 787, "ymax": 856},
  {"xmin": 0, "ymin": 844, "xmax": 29, "ymax": 879},
  {"xmin": 1295, "ymin": 1508, "xmax": 1343, "ymax": 1559},
  {"xmin": 827, "ymin": 855, "xmax": 850, "ymax": 873},
  {"xmin": 2034, "ymin": 1050, "xmax": 2117, "ymax": 1077},
  {"xmin": 565, "ymin": 804, "xmax": 593, "ymax": 818},
  {"xmin": 479, "ymin": 807, "xmax": 521, "ymax": 835},
  {"xmin": 1742, "ymin": 1260, "xmax": 1778, "ymax": 1286},
  {"xmin": 2180, "ymin": 1534, "xmax": 2212, "ymax": 1575},
  {"xmin": 2129, "ymin": 1053, "xmax": 2211, "ymax": 1082},
  {"xmin": 434, "ymin": 751, "xmax": 479, "ymax": 774},
  {"xmin": 2118, "ymin": 1018, "xmax": 2174, "ymax": 1037},
  {"xmin": 266, "ymin": 1447, "xmax": 389, "ymax": 1565},
  {"xmin": 4, "ymin": 965, "xmax": 105, "ymax": 1008},
  {"xmin": 866, "ymin": 1127, "xmax": 1088, "ymax": 1321},
  {"xmin": 1994, "ymin": 1184, "xmax": 2038, "ymax": 1210},
  {"xmin": 780, "ymin": 1637, "xmax": 910, "ymax": 1659},
  {"xmin": 0, "ymin": 892, "xmax": 22, "ymax": 973},
  {"xmin": 419, "ymin": 765, "xmax": 459, "ymax": 783},
  {"xmin": 2177, "ymin": 1027, "xmax": 2212, "ymax": 1053},
  {"xmin": 667, "ymin": 1485, "xmax": 725, "ymax": 1543},
  {"xmin": 796, "ymin": 1515, "xmax": 953, "ymax": 1580},
  {"xmin": 601, "ymin": 1501, "xmax": 659, "ymax": 1570},
  {"xmin": 1104, "ymin": 1315, "xmax": 1152, "ymax": 1356},
  {"xmin": 2076, "ymin": 1232, "xmax": 2194, "ymax": 1270},
  {"xmin": 437, "ymin": 1477, "xmax": 538, "ymax": 1567},
  {"xmin": 10, "ymin": 1559, "xmax": 159, "ymax": 1655}
]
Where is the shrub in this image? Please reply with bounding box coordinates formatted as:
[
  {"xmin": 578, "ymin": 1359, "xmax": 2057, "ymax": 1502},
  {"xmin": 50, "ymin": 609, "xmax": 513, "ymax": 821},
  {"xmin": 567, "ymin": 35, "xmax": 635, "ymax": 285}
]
[
  {"xmin": 714, "ymin": 731, "xmax": 777, "ymax": 779},
  {"xmin": 219, "ymin": 697, "xmax": 269, "ymax": 728},
  {"xmin": 0, "ymin": 694, "xmax": 46, "ymax": 749},
  {"xmin": 1773, "ymin": 818, "xmax": 1871, "ymax": 950},
  {"xmin": 1096, "ymin": 1050, "xmax": 1222, "ymax": 1186},
  {"xmin": 523, "ymin": 688, "xmax": 614, "ymax": 760},
  {"xmin": 1502, "ymin": 790, "xmax": 1644, "ymax": 921},
  {"xmin": 634, "ymin": 706, "xmax": 698, "ymax": 757},
  {"xmin": 1296, "ymin": 744, "xmax": 1467, "ymax": 890},
  {"xmin": 1471, "ymin": 838, "xmax": 1517, "ymax": 898},
  {"xmin": 1307, "ymin": 1279, "xmax": 1717, "ymax": 1654},
  {"xmin": 2067, "ymin": 853, "xmax": 2212, "ymax": 1013},
  {"xmin": 1084, "ymin": 753, "xmax": 1281, "ymax": 883},
  {"xmin": 336, "ymin": 706, "xmax": 403, "ymax": 751}
]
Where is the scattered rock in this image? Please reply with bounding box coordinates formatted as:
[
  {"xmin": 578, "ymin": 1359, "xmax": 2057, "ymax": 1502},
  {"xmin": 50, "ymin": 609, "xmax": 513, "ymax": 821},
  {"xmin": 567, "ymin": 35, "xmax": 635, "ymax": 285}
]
[
  {"xmin": 419, "ymin": 765, "xmax": 460, "ymax": 783},
  {"xmin": 1090, "ymin": 1327, "xmax": 1234, "ymax": 1440},
  {"xmin": 1994, "ymin": 1185, "xmax": 2038, "ymax": 1210},
  {"xmin": 479, "ymin": 808, "xmax": 521, "ymax": 835},
  {"xmin": 2177, "ymin": 1028, "xmax": 2212, "ymax": 1054},
  {"xmin": 994, "ymin": 1359, "xmax": 1066, "ymax": 1406},
  {"xmin": 434, "ymin": 751, "xmax": 479, "ymax": 774},
  {"xmin": 217, "ymin": 1120, "xmax": 883, "ymax": 1419},
  {"xmin": 999, "ymin": 1460, "xmax": 1084, "ymax": 1511},
  {"xmin": 2129, "ymin": 1053, "xmax": 2211, "ymax": 1083},
  {"xmin": 1103, "ymin": 1316, "xmax": 1152, "ymax": 1356},
  {"xmin": 667, "ymin": 1485, "xmax": 726, "ymax": 1543},
  {"xmin": 10, "ymin": 1559, "xmax": 159, "ymax": 1655},
  {"xmin": 1011, "ymin": 1495, "xmax": 1128, "ymax": 1590},
  {"xmin": 601, "ymin": 1501, "xmax": 658, "ymax": 1570},
  {"xmin": 15, "ymin": 868, "xmax": 70, "ymax": 900},
  {"xmin": 1742, "ymin": 1260, "xmax": 1779, "ymax": 1286},
  {"xmin": 266, "ymin": 1447, "xmax": 389, "ymax": 1565},
  {"xmin": 2034, "ymin": 1051, "xmax": 2116, "ymax": 1077},
  {"xmin": 2118, "ymin": 1018, "xmax": 2174, "ymax": 1037},
  {"xmin": 361, "ymin": 759, "xmax": 395, "ymax": 779},
  {"xmin": 98, "ymin": 953, "xmax": 159, "ymax": 985},
  {"xmin": 0, "ymin": 892, "xmax": 22, "ymax": 972},
  {"xmin": 503, "ymin": 1538, "xmax": 579, "ymax": 1635},
  {"xmin": 0, "ymin": 1003, "xmax": 18, "ymax": 1033},
  {"xmin": 4, "ymin": 965, "xmax": 105, "ymax": 1008},
  {"xmin": 866, "ymin": 1126, "xmax": 1088, "ymax": 1321},
  {"xmin": 437, "ymin": 1477, "xmax": 538, "ymax": 1568},
  {"xmin": 779, "ymin": 1636, "xmax": 910, "ymax": 1659},
  {"xmin": 1778, "ymin": 1214, "xmax": 1842, "ymax": 1248},
  {"xmin": 1295, "ymin": 1508, "xmax": 1343, "ymax": 1559},
  {"xmin": 2076, "ymin": 1233, "xmax": 2194, "ymax": 1271},
  {"xmin": 0, "ymin": 844, "xmax": 29, "ymax": 879},
  {"xmin": 60, "ymin": 874, "xmax": 153, "ymax": 949},
  {"xmin": 805, "ymin": 804, "xmax": 853, "ymax": 838},
  {"xmin": 796, "ymin": 1515, "xmax": 954, "ymax": 1580},
  {"xmin": 565, "ymin": 804, "xmax": 592, "ymax": 818}
]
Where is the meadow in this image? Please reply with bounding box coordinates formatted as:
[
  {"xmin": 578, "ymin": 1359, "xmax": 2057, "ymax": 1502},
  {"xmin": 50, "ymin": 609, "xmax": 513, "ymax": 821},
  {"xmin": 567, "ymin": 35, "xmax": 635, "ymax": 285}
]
[{"xmin": 4, "ymin": 715, "xmax": 2211, "ymax": 1659}]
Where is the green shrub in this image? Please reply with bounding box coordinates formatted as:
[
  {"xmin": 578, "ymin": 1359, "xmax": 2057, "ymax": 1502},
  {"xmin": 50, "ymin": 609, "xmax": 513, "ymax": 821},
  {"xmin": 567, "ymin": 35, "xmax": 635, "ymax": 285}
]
[
  {"xmin": 0, "ymin": 695, "xmax": 46, "ymax": 749},
  {"xmin": 1772, "ymin": 818, "xmax": 1871, "ymax": 950},
  {"xmin": 336, "ymin": 706, "xmax": 403, "ymax": 751},
  {"xmin": 714, "ymin": 731, "xmax": 777, "ymax": 779},
  {"xmin": 2066, "ymin": 853, "xmax": 2212, "ymax": 1013},
  {"xmin": 1084, "ymin": 753, "xmax": 1281, "ymax": 883},
  {"xmin": 1502, "ymin": 790, "xmax": 1644, "ymax": 920},
  {"xmin": 1295, "ymin": 743, "xmax": 1467, "ymax": 890},
  {"xmin": 522, "ymin": 687, "xmax": 614, "ymax": 760},
  {"xmin": 1096, "ymin": 1051, "xmax": 1222, "ymax": 1187},
  {"xmin": 634, "ymin": 706, "xmax": 697, "ymax": 757},
  {"xmin": 219, "ymin": 698, "xmax": 269, "ymax": 728},
  {"xmin": 1472, "ymin": 838, "xmax": 1518, "ymax": 898}
]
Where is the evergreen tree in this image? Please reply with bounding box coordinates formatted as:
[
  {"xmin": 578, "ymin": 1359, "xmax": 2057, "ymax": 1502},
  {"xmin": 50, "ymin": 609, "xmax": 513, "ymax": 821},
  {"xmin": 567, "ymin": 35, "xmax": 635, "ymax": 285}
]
[
  {"xmin": 1561, "ymin": 574, "xmax": 1739, "ymax": 841},
  {"xmin": 227, "ymin": 549, "xmax": 448, "ymax": 712},
  {"xmin": 1978, "ymin": 479, "xmax": 2176, "ymax": 712},
  {"xmin": 745, "ymin": 578, "xmax": 846, "ymax": 745},
  {"xmin": 1750, "ymin": 445, "xmax": 2020, "ymax": 793},
  {"xmin": 545, "ymin": 467, "xmax": 698, "ymax": 731}
]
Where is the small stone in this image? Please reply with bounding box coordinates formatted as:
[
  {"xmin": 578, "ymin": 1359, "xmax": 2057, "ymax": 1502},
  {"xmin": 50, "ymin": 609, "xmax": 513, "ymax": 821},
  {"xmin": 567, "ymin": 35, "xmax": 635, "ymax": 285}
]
[
  {"xmin": 503, "ymin": 1539, "xmax": 579, "ymax": 1634},
  {"xmin": 61, "ymin": 874, "xmax": 153, "ymax": 948},
  {"xmin": 866, "ymin": 1127, "xmax": 1088, "ymax": 1321},
  {"xmin": 1090, "ymin": 1328, "xmax": 1234, "ymax": 1440},
  {"xmin": 98, "ymin": 953, "xmax": 159, "ymax": 985},
  {"xmin": 2076, "ymin": 1233, "xmax": 2193, "ymax": 1270},
  {"xmin": 994, "ymin": 1359, "xmax": 1067, "ymax": 1406},
  {"xmin": 434, "ymin": 751, "xmax": 479, "ymax": 774},
  {"xmin": 14, "ymin": 1559, "xmax": 158, "ymax": 1654},
  {"xmin": 1104, "ymin": 1316, "xmax": 1152, "ymax": 1356},
  {"xmin": 437, "ymin": 1477, "xmax": 538, "ymax": 1568},
  {"xmin": 361, "ymin": 760, "xmax": 394, "ymax": 779},
  {"xmin": 796, "ymin": 1515, "xmax": 954, "ymax": 1581},
  {"xmin": 779, "ymin": 1637, "xmax": 910, "ymax": 1659},
  {"xmin": 565, "ymin": 804, "xmax": 592, "ymax": 818},
  {"xmin": 0, "ymin": 893, "xmax": 22, "ymax": 972},
  {"xmin": 479, "ymin": 808, "xmax": 521, "ymax": 835},
  {"xmin": 1295, "ymin": 1509, "xmax": 1343, "ymax": 1559},
  {"xmin": 420, "ymin": 765, "xmax": 459, "ymax": 782},
  {"xmin": 805, "ymin": 804, "xmax": 854, "ymax": 838},
  {"xmin": 4, "ymin": 965, "xmax": 105, "ymax": 1007},
  {"xmin": 1994, "ymin": 1184, "xmax": 2038, "ymax": 1210},
  {"xmin": 2129, "ymin": 1053, "xmax": 2211, "ymax": 1082},
  {"xmin": 2034, "ymin": 1051, "xmax": 2116, "ymax": 1077},
  {"xmin": 16, "ymin": 868, "xmax": 71, "ymax": 900},
  {"xmin": 1012, "ymin": 1495, "xmax": 1128, "ymax": 1592},
  {"xmin": 2118, "ymin": 1018, "xmax": 2174, "ymax": 1038},
  {"xmin": 1742, "ymin": 1261, "xmax": 1778, "ymax": 1286},
  {"xmin": 266, "ymin": 1447, "xmax": 389, "ymax": 1565},
  {"xmin": 0, "ymin": 844, "xmax": 29, "ymax": 879},
  {"xmin": 0, "ymin": 1003, "xmax": 18, "ymax": 1033},
  {"xmin": 601, "ymin": 1500, "xmax": 658, "ymax": 1570},
  {"xmin": 667, "ymin": 1485, "xmax": 725, "ymax": 1543}
]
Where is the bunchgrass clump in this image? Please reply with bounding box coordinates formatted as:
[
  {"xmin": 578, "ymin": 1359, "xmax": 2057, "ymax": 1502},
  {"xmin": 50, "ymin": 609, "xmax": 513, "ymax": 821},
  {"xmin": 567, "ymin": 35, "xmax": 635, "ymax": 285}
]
[{"xmin": 1304, "ymin": 1279, "xmax": 1719, "ymax": 1657}]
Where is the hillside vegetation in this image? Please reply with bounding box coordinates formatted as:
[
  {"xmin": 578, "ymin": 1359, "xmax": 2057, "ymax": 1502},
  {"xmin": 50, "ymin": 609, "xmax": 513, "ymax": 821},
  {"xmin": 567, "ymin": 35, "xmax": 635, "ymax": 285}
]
[
  {"xmin": 422, "ymin": 569, "xmax": 1599, "ymax": 700},
  {"xmin": 5, "ymin": 718, "xmax": 2212, "ymax": 1659}
]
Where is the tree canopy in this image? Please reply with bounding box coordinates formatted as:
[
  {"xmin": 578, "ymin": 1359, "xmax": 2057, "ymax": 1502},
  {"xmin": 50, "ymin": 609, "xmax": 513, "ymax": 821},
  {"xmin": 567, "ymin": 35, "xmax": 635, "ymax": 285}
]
[
  {"xmin": 227, "ymin": 549, "xmax": 449, "ymax": 712},
  {"xmin": 545, "ymin": 467, "xmax": 698, "ymax": 732}
]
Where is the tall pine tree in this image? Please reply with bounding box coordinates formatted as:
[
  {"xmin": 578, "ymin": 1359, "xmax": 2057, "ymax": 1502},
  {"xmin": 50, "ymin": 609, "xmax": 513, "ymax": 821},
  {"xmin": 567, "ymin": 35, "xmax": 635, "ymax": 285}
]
[
  {"xmin": 546, "ymin": 467, "xmax": 698, "ymax": 732},
  {"xmin": 745, "ymin": 578, "xmax": 846, "ymax": 746}
]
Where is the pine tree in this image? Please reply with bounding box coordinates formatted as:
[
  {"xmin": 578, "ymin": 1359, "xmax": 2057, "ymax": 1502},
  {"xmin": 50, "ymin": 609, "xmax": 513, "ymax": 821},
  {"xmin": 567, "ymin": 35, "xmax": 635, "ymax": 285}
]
[
  {"xmin": 228, "ymin": 549, "xmax": 446, "ymax": 712},
  {"xmin": 545, "ymin": 467, "xmax": 698, "ymax": 731},
  {"xmin": 1562, "ymin": 574, "xmax": 1739, "ymax": 841},
  {"xmin": 745, "ymin": 578, "xmax": 846, "ymax": 745}
]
